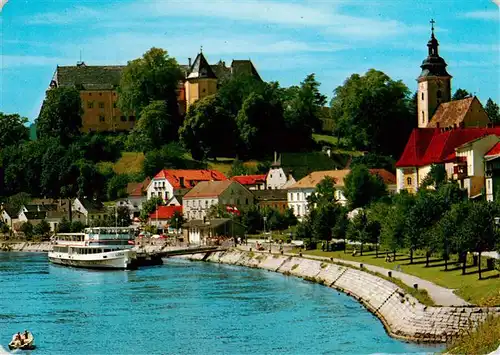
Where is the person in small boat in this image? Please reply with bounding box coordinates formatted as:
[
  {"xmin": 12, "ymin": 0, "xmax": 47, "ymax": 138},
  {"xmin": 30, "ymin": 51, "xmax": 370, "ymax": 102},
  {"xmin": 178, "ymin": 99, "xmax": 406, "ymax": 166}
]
[
  {"xmin": 14, "ymin": 332, "xmax": 21, "ymax": 342},
  {"xmin": 23, "ymin": 330, "xmax": 29, "ymax": 340}
]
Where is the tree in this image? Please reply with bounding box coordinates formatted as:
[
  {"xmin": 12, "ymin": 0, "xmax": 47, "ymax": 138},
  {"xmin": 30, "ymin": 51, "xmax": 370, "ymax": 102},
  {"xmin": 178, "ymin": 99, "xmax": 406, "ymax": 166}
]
[
  {"xmin": 36, "ymin": 87, "xmax": 83, "ymax": 144},
  {"xmin": 118, "ymin": 47, "xmax": 183, "ymax": 118},
  {"xmin": 57, "ymin": 217, "xmax": 71, "ymax": 233},
  {"xmin": 179, "ymin": 95, "xmax": 237, "ymax": 160},
  {"xmin": 216, "ymin": 74, "xmax": 266, "ymax": 117},
  {"xmin": 5, "ymin": 193, "xmax": 31, "ymax": 215},
  {"xmin": 240, "ymin": 205, "xmax": 262, "ymax": 234},
  {"xmin": 306, "ymin": 176, "xmax": 337, "ymax": 210},
  {"xmin": 107, "ymin": 174, "xmax": 130, "ymax": 201},
  {"xmin": 331, "ymin": 69, "xmax": 414, "ymax": 157},
  {"xmin": 70, "ymin": 221, "xmax": 85, "ymax": 232},
  {"xmin": 140, "ymin": 197, "xmax": 163, "ymax": 221},
  {"xmin": 0, "ymin": 113, "xmax": 29, "ymax": 149},
  {"xmin": 20, "ymin": 222, "xmax": 34, "ymax": 239},
  {"xmin": 350, "ymin": 153, "xmax": 395, "ymax": 173},
  {"xmin": 169, "ymin": 210, "xmax": 185, "ymax": 232},
  {"xmin": 206, "ymin": 204, "xmax": 231, "ymax": 219},
  {"xmin": 485, "ymin": 98, "xmax": 500, "ymax": 124},
  {"xmin": 452, "ymin": 88, "xmax": 471, "ymax": 101},
  {"xmin": 116, "ymin": 206, "xmax": 132, "ymax": 227},
  {"xmin": 343, "ymin": 165, "xmax": 387, "ymax": 209},
  {"xmin": 346, "ymin": 210, "xmax": 380, "ymax": 256},
  {"xmin": 310, "ymin": 203, "xmax": 341, "ymax": 242},
  {"xmin": 236, "ymin": 84, "xmax": 286, "ymax": 157},
  {"xmin": 421, "ymin": 164, "xmax": 447, "ymax": 188},
  {"xmin": 142, "ymin": 143, "xmax": 189, "ymax": 178},
  {"xmin": 33, "ymin": 220, "xmax": 51, "ymax": 238},
  {"xmin": 228, "ymin": 159, "xmax": 252, "ymax": 177},
  {"xmin": 126, "ymin": 100, "xmax": 180, "ymax": 152},
  {"xmin": 283, "ymin": 74, "xmax": 327, "ymax": 150}
]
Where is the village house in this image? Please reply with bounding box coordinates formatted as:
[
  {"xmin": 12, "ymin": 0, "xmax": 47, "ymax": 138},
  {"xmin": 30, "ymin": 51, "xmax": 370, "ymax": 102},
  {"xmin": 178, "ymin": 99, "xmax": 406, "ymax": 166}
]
[
  {"xmin": 396, "ymin": 23, "xmax": 497, "ymax": 194},
  {"xmin": 287, "ymin": 169, "xmax": 396, "ymax": 220},
  {"xmin": 72, "ymin": 198, "xmax": 108, "ymax": 226},
  {"xmin": 0, "ymin": 205, "xmax": 18, "ymax": 231},
  {"xmin": 182, "ymin": 218, "xmax": 244, "ymax": 246},
  {"xmin": 149, "ymin": 205, "xmax": 183, "ymax": 233},
  {"xmin": 146, "ymin": 169, "xmax": 227, "ymax": 203},
  {"xmin": 116, "ymin": 177, "xmax": 151, "ymax": 219},
  {"xmin": 231, "ymin": 174, "xmax": 267, "ymax": 190},
  {"xmin": 43, "ymin": 51, "xmax": 260, "ymax": 133},
  {"xmin": 182, "ymin": 180, "xmax": 254, "ymax": 221},
  {"xmin": 485, "ymin": 143, "xmax": 500, "ymax": 201},
  {"xmin": 252, "ymin": 190, "xmax": 289, "ymax": 213}
]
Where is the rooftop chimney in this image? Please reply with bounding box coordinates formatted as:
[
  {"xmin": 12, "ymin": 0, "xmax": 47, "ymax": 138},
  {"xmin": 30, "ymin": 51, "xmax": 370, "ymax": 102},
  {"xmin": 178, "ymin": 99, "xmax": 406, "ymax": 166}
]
[
  {"xmin": 188, "ymin": 57, "xmax": 192, "ymax": 67},
  {"xmin": 179, "ymin": 177, "xmax": 185, "ymax": 188}
]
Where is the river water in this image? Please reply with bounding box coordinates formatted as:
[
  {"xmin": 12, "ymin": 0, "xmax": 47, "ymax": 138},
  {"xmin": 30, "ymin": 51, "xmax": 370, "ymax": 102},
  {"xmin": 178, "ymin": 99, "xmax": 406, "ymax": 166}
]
[{"xmin": 0, "ymin": 253, "xmax": 443, "ymax": 354}]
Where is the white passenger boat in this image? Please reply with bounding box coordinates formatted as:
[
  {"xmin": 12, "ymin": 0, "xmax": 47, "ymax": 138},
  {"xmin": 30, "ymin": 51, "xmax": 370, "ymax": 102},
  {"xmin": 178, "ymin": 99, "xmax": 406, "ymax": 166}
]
[{"xmin": 48, "ymin": 227, "xmax": 138, "ymax": 270}]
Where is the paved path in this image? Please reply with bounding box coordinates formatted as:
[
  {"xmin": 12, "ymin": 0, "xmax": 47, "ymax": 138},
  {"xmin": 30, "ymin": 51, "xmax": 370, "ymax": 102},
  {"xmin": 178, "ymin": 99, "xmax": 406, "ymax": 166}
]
[{"xmin": 237, "ymin": 245, "xmax": 469, "ymax": 306}]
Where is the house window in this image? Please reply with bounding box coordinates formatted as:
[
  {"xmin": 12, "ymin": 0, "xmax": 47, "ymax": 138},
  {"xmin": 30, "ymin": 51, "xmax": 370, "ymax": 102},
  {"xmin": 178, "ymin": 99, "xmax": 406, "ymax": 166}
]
[
  {"xmin": 98, "ymin": 102, "xmax": 105, "ymax": 109},
  {"xmin": 421, "ymin": 92, "xmax": 424, "ymax": 100},
  {"xmin": 129, "ymin": 116, "xmax": 136, "ymax": 122},
  {"xmin": 407, "ymin": 177, "xmax": 412, "ymax": 186},
  {"xmin": 297, "ymin": 205, "xmax": 301, "ymax": 216},
  {"xmin": 421, "ymin": 111, "xmax": 425, "ymax": 124},
  {"xmin": 87, "ymin": 101, "xmax": 94, "ymax": 109},
  {"xmin": 99, "ymin": 115, "xmax": 105, "ymax": 122},
  {"xmin": 245, "ymin": 198, "xmax": 249, "ymax": 204}
]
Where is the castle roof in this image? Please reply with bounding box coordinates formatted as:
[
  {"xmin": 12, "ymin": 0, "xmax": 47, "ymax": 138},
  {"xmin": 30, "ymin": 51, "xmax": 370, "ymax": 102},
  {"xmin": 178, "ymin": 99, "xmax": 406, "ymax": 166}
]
[
  {"xmin": 53, "ymin": 64, "xmax": 124, "ymax": 90},
  {"xmin": 187, "ymin": 52, "xmax": 217, "ymax": 79},
  {"xmin": 396, "ymin": 127, "xmax": 500, "ymax": 167}
]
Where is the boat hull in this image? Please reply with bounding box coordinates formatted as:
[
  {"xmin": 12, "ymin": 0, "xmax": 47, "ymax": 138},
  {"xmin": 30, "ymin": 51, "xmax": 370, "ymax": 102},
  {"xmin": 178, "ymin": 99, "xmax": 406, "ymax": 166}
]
[{"xmin": 48, "ymin": 250, "xmax": 137, "ymax": 270}]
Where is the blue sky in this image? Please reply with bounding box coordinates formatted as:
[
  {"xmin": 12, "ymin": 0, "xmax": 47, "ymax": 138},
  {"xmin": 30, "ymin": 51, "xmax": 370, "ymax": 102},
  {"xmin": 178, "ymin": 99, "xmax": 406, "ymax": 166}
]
[{"xmin": 0, "ymin": 0, "xmax": 499, "ymax": 122}]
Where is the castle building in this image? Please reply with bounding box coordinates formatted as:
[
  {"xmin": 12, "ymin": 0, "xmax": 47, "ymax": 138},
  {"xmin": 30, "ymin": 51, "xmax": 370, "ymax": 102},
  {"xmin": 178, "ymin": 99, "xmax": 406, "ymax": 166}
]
[
  {"xmin": 43, "ymin": 51, "xmax": 261, "ymax": 133},
  {"xmin": 396, "ymin": 21, "xmax": 493, "ymax": 195}
]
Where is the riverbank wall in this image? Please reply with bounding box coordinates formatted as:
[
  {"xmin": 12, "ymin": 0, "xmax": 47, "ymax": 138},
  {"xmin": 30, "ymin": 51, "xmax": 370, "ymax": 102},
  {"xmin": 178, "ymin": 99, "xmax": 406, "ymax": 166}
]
[
  {"xmin": 0, "ymin": 241, "xmax": 52, "ymax": 252},
  {"xmin": 180, "ymin": 249, "xmax": 500, "ymax": 344}
]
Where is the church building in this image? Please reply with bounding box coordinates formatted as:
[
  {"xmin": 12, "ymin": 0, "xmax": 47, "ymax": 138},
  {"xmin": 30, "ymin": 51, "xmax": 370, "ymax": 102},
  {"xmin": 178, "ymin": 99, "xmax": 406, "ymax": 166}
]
[{"xmin": 396, "ymin": 21, "xmax": 494, "ymax": 196}]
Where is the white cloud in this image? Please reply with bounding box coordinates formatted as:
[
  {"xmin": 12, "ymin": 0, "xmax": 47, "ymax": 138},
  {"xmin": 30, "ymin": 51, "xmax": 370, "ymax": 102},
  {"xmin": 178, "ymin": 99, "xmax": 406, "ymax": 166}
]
[
  {"xmin": 462, "ymin": 10, "xmax": 499, "ymax": 20},
  {"xmin": 0, "ymin": 0, "xmax": 8, "ymax": 12}
]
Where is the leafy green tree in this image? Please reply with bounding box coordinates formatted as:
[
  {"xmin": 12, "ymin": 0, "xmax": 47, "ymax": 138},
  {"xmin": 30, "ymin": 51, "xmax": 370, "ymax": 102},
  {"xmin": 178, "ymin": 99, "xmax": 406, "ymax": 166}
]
[
  {"xmin": 346, "ymin": 210, "xmax": 380, "ymax": 256},
  {"xmin": 126, "ymin": 100, "xmax": 180, "ymax": 152},
  {"xmin": 33, "ymin": 220, "xmax": 51, "ymax": 238},
  {"xmin": 306, "ymin": 176, "xmax": 337, "ymax": 210},
  {"xmin": 142, "ymin": 142, "xmax": 189, "ymax": 178},
  {"xmin": 283, "ymin": 74, "xmax": 327, "ymax": 150},
  {"xmin": 79, "ymin": 134, "xmax": 122, "ymax": 163},
  {"xmin": 228, "ymin": 159, "xmax": 252, "ymax": 177},
  {"xmin": 169, "ymin": 210, "xmax": 185, "ymax": 232},
  {"xmin": 0, "ymin": 113, "xmax": 29, "ymax": 149},
  {"xmin": 343, "ymin": 165, "xmax": 387, "ymax": 209},
  {"xmin": 282, "ymin": 208, "xmax": 298, "ymax": 229},
  {"xmin": 179, "ymin": 95, "xmax": 237, "ymax": 160},
  {"xmin": 116, "ymin": 206, "xmax": 132, "ymax": 227},
  {"xmin": 5, "ymin": 193, "xmax": 31, "ymax": 215},
  {"xmin": 70, "ymin": 221, "xmax": 85, "ymax": 232},
  {"xmin": 240, "ymin": 205, "xmax": 262, "ymax": 233},
  {"xmin": 332, "ymin": 208, "xmax": 349, "ymax": 251},
  {"xmin": 452, "ymin": 88, "xmax": 471, "ymax": 101},
  {"xmin": 310, "ymin": 202, "xmax": 341, "ymax": 242},
  {"xmin": 206, "ymin": 204, "xmax": 231, "ymax": 219},
  {"xmin": 350, "ymin": 153, "xmax": 395, "ymax": 172},
  {"xmin": 57, "ymin": 217, "xmax": 71, "ymax": 233},
  {"xmin": 107, "ymin": 174, "xmax": 130, "ymax": 201},
  {"xmin": 331, "ymin": 69, "xmax": 414, "ymax": 157},
  {"xmin": 0, "ymin": 223, "xmax": 10, "ymax": 234},
  {"xmin": 20, "ymin": 221, "xmax": 34, "ymax": 239},
  {"xmin": 140, "ymin": 197, "xmax": 164, "ymax": 221},
  {"xmin": 485, "ymin": 98, "xmax": 500, "ymax": 124},
  {"xmin": 216, "ymin": 74, "xmax": 266, "ymax": 116},
  {"xmin": 295, "ymin": 218, "xmax": 312, "ymax": 240},
  {"xmin": 421, "ymin": 164, "xmax": 447, "ymax": 188},
  {"xmin": 236, "ymin": 84, "xmax": 286, "ymax": 157},
  {"xmin": 118, "ymin": 47, "xmax": 183, "ymax": 118},
  {"xmin": 36, "ymin": 87, "xmax": 83, "ymax": 144}
]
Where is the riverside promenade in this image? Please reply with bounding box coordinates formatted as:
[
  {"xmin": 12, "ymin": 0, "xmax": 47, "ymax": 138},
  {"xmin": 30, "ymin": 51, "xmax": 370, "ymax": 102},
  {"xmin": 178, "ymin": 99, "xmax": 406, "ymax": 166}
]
[
  {"xmin": 181, "ymin": 248, "xmax": 500, "ymax": 343},
  {"xmin": 237, "ymin": 244, "xmax": 468, "ymax": 306}
]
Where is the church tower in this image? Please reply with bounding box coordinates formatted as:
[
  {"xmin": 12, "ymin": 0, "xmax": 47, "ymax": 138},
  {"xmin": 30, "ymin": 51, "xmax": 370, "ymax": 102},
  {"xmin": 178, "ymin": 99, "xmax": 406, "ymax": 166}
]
[
  {"xmin": 417, "ymin": 20, "xmax": 452, "ymax": 128},
  {"xmin": 184, "ymin": 49, "xmax": 218, "ymax": 109}
]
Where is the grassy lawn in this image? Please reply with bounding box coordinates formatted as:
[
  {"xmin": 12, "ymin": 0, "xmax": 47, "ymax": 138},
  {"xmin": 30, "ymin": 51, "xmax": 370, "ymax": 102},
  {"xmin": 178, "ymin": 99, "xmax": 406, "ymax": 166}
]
[
  {"xmin": 301, "ymin": 248, "xmax": 500, "ymax": 306},
  {"xmin": 313, "ymin": 133, "xmax": 339, "ymax": 145},
  {"xmin": 446, "ymin": 316, "xmax": 500, "ymax": 354}
]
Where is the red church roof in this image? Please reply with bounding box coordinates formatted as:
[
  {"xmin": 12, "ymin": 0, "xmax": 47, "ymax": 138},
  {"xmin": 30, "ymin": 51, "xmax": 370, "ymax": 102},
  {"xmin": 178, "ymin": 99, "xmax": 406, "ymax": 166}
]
[
  {"xmin": 231, "ymin": 174, "xmax": 267, "ymax": 185},
  {"xmin": 149, "ymin": 206, "xmax": 182, "ymax": 220},
  {"xmin": 485, "ymin": 142, "xmax": 500, "ymax": 157},
  {"xmin": 396, "ymin": 127, "xmax": 500, "ymax": 167},
  {"xmin": 153, "ymin": 169, "xmax": 227, "ymax": 189}
]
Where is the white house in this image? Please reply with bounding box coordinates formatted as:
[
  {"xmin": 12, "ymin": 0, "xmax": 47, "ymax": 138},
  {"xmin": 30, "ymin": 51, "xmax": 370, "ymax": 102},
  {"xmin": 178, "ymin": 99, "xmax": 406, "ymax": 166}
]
[
  {"xmin": 146, "ymin": 169, "xmax": 227, "ymax": 201},
  {"xmin": 182, "ymin": 180, "xmax": 254, "ymax": 221},
  {"xmin": 0, "ymin": 206, "xmax": 18, "ymax": 231},
  {"xmin": 287, "ymin": 169, "xmax": 397, "ymax": 220},
  {"xmin": 72, "ymin": 198, "xmax": 108, "ymax": 225}
]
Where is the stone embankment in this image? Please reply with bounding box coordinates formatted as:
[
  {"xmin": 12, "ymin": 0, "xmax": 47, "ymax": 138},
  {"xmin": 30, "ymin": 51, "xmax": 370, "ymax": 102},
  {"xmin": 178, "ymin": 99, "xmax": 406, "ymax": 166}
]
[
  {"xmin": 180, "ymin": 249, "xmax": 500, "ymax": 343},
  {"xmin": 0, "ymin": 241, "xmax": 52, "ymax": 252}
]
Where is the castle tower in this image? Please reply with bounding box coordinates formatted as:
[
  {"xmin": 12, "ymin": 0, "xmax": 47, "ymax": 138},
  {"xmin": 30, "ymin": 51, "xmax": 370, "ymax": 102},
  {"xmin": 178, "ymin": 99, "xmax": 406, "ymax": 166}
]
[
  {"xmin": 184, "ymin": 49, "xmax": 218, "ymax": 109},
  {"xmin": 417, "ymin": 19, "xmax": 452, "ymax": 128}
]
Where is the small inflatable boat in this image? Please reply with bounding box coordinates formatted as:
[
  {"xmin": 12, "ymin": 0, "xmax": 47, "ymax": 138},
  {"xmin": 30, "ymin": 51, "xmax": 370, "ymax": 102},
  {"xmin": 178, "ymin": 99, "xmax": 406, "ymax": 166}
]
[{"xmin": 8, "ymin": 331, "xmax": 35, "ymax": 350}]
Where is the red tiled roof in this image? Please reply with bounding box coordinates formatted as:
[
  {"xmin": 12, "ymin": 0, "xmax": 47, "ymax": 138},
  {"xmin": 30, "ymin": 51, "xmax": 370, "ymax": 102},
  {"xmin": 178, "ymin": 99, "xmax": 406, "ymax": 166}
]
[
  {"xmin": 369, "ymin": 169, "xmax": 396, "ymax": 185},
  {"xmin": 153, "ymin": 169, "xmax": 227, "ymax": 189},
  {"xmin": 127, "ymin": 177, "xmax": 151, "ymax": 197},
  {"xmin": 396, "ymin": 127, "xmax": 500, "ymax": 167},
  {"xmin": 231, "ymin": 174, "xmax": 267, "ymax": 185},
  {"xmin": 485, "ymin": 142, "xmax": 500, "ymax": 157},
  {"xmin": 149, "ymin": 206, "xmax": 182, "ymax": 220}
]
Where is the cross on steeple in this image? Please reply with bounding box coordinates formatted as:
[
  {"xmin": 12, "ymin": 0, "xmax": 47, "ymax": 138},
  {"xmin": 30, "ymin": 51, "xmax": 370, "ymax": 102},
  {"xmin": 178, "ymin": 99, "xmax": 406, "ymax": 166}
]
[
  {"xmin": 430, "ymin": 19, "xmax": 435, "ymax": 34},
  {"xmin": 200, "ymin": 45, "xmax": 203, "ymax": 53}
]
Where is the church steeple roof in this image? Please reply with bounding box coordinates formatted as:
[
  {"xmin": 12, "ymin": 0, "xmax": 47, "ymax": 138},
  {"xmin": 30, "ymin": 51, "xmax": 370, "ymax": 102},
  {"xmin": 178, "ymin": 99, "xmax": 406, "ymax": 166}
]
[
  {"xmin": 187, "ymin": 49, "xmax": 217, "ymax": 80},
  {"xmin": 418, "ymin": 19, "xmax": 451, "ymax": 79}
]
